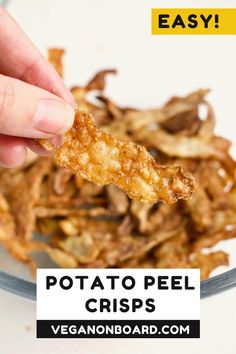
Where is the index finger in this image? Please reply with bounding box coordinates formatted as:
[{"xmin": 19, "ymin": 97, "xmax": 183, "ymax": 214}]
[{"xmin": 0, "ymin": 6, "xmax": 76, "ymax": 106}]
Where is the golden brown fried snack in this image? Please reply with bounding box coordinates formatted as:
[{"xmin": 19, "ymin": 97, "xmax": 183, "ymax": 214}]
[
  {"xmin": 39, "ymin": 111, "xmax": 194, "ymax": 205},
  {"xmin": 0, "ymin": 48, "xmax": 235, "ymax": 280}
]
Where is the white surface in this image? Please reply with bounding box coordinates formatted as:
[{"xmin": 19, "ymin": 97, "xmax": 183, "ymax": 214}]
[
  {"xmin": 1, "ymin": 0, "xmax": 236, "ymax": 352},
  {"xmin": 0, "ymin": 288, "xmax": 236, "ymax": 354}
]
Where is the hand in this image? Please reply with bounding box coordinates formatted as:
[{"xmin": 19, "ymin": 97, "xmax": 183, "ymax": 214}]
[{"xmin": 0, "ymin": 7, "xmax": 76, "ymax": 168}]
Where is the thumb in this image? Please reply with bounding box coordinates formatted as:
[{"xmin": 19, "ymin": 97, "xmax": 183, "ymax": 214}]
[{"xmin": 0, "ymin": 74, "xmax": 75, "ymax": 139}]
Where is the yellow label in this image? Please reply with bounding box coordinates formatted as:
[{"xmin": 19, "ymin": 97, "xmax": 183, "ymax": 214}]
[{"xmin": 151, "ymin": 8, "xmax": 236, "ymax": 35}]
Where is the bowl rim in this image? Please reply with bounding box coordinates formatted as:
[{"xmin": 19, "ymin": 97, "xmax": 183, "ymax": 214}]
[{"xmin": 0, "ymin": 268, "xmax": 236, "ymax": 301}]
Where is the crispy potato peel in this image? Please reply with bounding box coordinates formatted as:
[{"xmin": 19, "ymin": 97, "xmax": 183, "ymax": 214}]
[{"xmin": 39, "ymin": 111, "xmax": 194, "ymax": 205}]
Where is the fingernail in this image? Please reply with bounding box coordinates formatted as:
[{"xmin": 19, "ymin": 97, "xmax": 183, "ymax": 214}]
[
  {"xmin": 51, "ymin": 135, "xmax": 64, "ymax": 147},
  {"xmin": 35, "ymin": 99, "xmax": 75, "ymax": 134}
]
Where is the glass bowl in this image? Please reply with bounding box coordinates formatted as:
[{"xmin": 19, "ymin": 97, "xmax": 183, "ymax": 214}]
[{"xmin": 1, "ymin": 0, "xmax": 236, "ymax": 300}]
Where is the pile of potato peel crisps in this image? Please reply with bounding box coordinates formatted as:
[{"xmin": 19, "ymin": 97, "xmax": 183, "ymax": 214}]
[{"xmin": 0, "ymin": 48, "xmax": 236, "ymax": 280}]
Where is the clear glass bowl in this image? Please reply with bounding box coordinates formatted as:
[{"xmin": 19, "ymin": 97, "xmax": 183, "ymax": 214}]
[
  {"xmin": 1, "ymin": 265, "xmax": 236, "ymax": 301},
  {"xmin": 1, "ymin": 0, "xmax": 236, "ymax": 300}
]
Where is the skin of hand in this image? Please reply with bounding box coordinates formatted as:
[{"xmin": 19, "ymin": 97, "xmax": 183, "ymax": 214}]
[{"xmin": 0, "ymin": 6, "xmax": 76, "ymax": 168}]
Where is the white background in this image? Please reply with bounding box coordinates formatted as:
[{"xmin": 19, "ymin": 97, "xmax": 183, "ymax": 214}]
[{"xmin": 0, "ymin": 0, "xmax": 236, "ymax": 353}]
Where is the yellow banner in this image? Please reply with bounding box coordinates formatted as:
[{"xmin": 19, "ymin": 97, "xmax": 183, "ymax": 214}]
[{"xmin": 151, "ymin": 8, "xmax": 236, "ymax": 35}]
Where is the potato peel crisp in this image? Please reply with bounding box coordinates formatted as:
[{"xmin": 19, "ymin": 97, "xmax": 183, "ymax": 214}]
[
  {"xmin": 39, "ymin": 111, "xmax": 194, "ymax": 205},
  {"xmin": 0, "ymin": 48, "xmax": 235, "ymax": 280}
]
